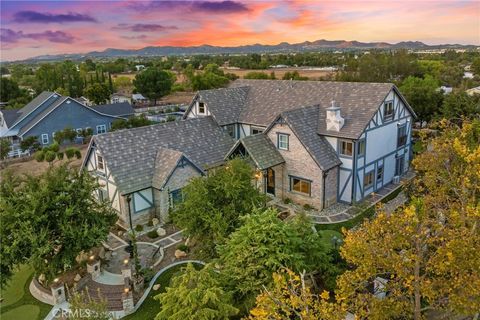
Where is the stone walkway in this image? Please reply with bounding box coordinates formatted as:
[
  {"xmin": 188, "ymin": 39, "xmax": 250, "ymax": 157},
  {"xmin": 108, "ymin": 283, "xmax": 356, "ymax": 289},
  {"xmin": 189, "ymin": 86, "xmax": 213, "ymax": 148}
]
[{"xmin": 153, "ymin": 230, "xmax": 183, "ymax": 249}]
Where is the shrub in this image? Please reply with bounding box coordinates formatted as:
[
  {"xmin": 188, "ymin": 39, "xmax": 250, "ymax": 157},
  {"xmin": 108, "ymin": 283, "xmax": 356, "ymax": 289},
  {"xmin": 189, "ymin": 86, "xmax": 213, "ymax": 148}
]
[
  {"xmin": 177, "ymin": 243, "xmax": 189, "ymax": 252},
  {"xmin": 147, "ymin": 220, "xmax": 153, "ymax": 227},
  {"xmin": 147, "ymin": 230, "xmax": 158, "ymax": 239},
  {"xmin": 49, "ymin": 142, "xmax": 60, "ymax": 153},
  {"xmin": 303, "ymin": 203, "xmax": 315, "ymax": 211},
  {"xmin": 57, "ymin": 152, "xmax": 64, "ymax": 160},
  {"xmin": 283, "ymin": 198, "xmax": 292, "ymax": 204},
  {"xmin": 35, "ymin": 151, "xmax": 45, "ymax": 162},
  {"xmin": 45, "ymin": 151, "xmax": 56, "ymax": 163},
  {"xmin": 135, "ymin": 224, "xmax": 144, "ymax": 232},
  {"xmin": 75, "ymin": 150, "xmax": 82, "ymax": 159},
  {"xmin": 65, "ymin": 147, "xmax": 76, "ymax": 159}
]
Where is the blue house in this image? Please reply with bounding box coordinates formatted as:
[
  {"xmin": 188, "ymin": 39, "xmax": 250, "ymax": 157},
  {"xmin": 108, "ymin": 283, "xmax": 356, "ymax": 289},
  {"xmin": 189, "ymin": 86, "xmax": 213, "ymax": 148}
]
[{"xmin": 0, "ymin": 91, "xmax": 134, "ymax": 151}]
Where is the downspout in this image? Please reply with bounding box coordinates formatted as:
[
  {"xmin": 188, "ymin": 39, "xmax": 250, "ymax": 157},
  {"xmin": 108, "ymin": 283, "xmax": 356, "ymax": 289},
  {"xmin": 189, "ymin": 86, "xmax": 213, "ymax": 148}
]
[
  {"xmin": 322, "ymin": 170, "xmax": 328, "ymax": 210},
  {"xmin": 126, "ymin": 194, "xmax": 134, "ymax": 231}
]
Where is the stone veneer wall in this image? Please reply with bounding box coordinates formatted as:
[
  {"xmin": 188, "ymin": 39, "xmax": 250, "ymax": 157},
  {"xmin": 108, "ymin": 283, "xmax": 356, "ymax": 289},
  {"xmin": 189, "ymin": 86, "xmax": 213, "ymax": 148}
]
[{"xmin": 267, "ymin": 123, "xmax": 324, "ymax": 209}]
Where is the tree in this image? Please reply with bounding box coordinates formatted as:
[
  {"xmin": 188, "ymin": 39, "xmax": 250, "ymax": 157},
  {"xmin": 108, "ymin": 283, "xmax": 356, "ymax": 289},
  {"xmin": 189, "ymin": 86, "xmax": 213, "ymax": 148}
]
[
  {"xmin": 20, "ymin": 136, "xmax": 40, "ymax": 152},
  {"xmin": 133, "ymin": 68, "xmax": 175, "ymax": 105},
  {"xmin": 336, "ymin": 120, "xmax": 480, "ymax": 319},
  {"xmin": 170, "ymin": 158, "xmax": 266, "ymax": 257},
  {"xmin": 155, "ymin": 263, "xmax": 238, "ymax": 320},
  {"xmin": 53, "ymin": 127, "xmax": 77, "ymax": 144},
  {"xmin": 0, "ymin": 165, "xmax": 117, "ymax": 286},
  {"xmin": 217, "ymin": 209, "xmax": 334, "ymax": 309},
  {"xmin": 113, "ymin": 76, "xmax": 132, "ymax": 92},
  {"xmin": 249, "ymin": 269, "xmax": 345, "ymax": 320},
  {"xmin": 399, "ymin": 75, "xmax": 443, "ymax": 123},
  {"xmin": 282, "ymin": 71, "xmax": 308, "ymax": 80},
  {"xmin": 186, "ymin": 63, "xmax": 231, "ymax": 90},
  {"xmin": 244, "ymin": 72, "xmax": 271, "ymax": 79},
  {"xmin": 440, "ymin": 91, "xmax": 479, "ymax": 119},
  {"xmin": 0, "ymin": 77, "xmax": 22, "ymax": 102},
  {"xmin": 110, "ymin": 115, "xmax": 153, "ymax": 131},
  {"xmin": 0, "ymin": 138, "xmax": 11, "ymax": 159},
  {"xmin": 35, "ymin": 142, "xmax": 80, "ymax": 165},
  {"xmin": 84, "ymin": 83, "xmax": 110, "ymax": 105},
  {"xmin": 68, "ymin": 287, "xmax": 109, "ymax": 320}
]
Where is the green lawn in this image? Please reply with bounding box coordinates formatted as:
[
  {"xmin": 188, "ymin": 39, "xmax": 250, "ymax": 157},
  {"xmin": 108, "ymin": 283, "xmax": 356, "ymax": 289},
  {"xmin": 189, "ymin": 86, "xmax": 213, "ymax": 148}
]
[
  {"xmin": 318, "ymin": 230, "xmax": 343, "ymax": 249},
  {"xmin": 124, "ymin": 262, "xmax": 203, "ymax": 320},
  {"xmin": 0, "ymin": 265, "xmax": 52, "ymax": 320}
]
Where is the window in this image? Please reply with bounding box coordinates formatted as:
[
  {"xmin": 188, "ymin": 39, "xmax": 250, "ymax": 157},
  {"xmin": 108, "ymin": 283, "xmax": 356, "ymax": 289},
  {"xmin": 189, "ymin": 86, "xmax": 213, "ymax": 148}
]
[
  {"xmin": 357, "ymin": 139, "xmax": 366, "ymax": 156},
  {"xmin": 364, "ymin": 171, "xmax": 374, "ymax": 189},
  {"xmin": 96, "ymin": 124, "xmax": 106, "ymax": 134},
  {"xmin": 339, "ymin": 140, "xmax": 353, "ymax": 156},
  {"xmin": 99, "ymin": 188, "xmax": 108, "ymax": 201},
  {"xmin": 225, "ymin": 124, "xmax": 235, "ymax": 138},
  {"xmin": 377, "ymin": 166, "xmax": 384, "ymax": 182},
  {"xmin": 290, "ymin": 176, "xmax": 311, "ymax": 195},
  {"xmin": 251, "ymin": 127, "xmax": 264, "ymax": 135},
  {"xmin": 384, "ymin": 101, "xmax": 394, "ymax": 120},
  {"xmin": 170, "ymin": 189, "xmax": 183, "ymax": 207},
  {"xmin": 41, "ymin": 133, "xmax": 49, "ymax": 145},
  {"xmin": 198, "ymin": 102, "xmax": 205, "ymax": 114},
  {"xmin": 277, "ymin": 133, "xmax": 289, "ymax": 150},
  {"xmin": 97, "ymin": 155, "xmax": 104, "ymax": 170},
  {"xmin": 397, "ymin": 124, "xmax": 407, "ymax": 147}
]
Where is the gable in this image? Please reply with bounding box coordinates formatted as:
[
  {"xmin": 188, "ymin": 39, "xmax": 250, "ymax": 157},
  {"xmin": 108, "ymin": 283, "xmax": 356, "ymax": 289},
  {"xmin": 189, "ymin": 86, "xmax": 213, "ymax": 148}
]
[{"xmin": 20, "ymin": 98, "xmax": 122, "ymax": 137}]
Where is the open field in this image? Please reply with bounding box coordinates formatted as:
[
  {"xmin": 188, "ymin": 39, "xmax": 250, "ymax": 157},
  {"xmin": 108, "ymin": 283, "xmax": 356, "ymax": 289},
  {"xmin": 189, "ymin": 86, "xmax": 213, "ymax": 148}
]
[
  {"xmin": 222, "ymin": 67, "xmax": 336, "ymax": 80},
  {"xmin": 0, "ymin": 144, "xmax": 88, "ymax": 178}
]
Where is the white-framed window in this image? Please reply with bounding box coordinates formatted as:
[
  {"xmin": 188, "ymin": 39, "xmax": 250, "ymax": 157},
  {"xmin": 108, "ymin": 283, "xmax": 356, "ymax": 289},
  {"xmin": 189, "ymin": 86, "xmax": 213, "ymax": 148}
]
[
  {"xmin": 364, "ymin": 171, "xmax": 374, "ymax": 189},
  {"xmin": 96, "ymin": 124, "xmax": 107, "ymax": 134},
  {"xmin": 384, "ymin": 101, "xmax": 394, "ymax": 121},
  {"xmin": 290, "ymin": 176, "xmax": 311, "ymax": 195},
  {"xmin": 339, "ymin": 140, "xmax": 353, "ymax": 157},
  {"xmin": 225, "ymin": 124, "xmax": 235, "ymax": 138},
  {"xmin": 357, "ymin": 139, "xmax": 366, "ymax": 156},
  {"xmin": 397, "ymin": 124, "xmax": 407, "ymax": 147},
  {"xmin": 277, "ymin": 133, "xmax": 289, "ymax": 150},
  {"xmin": 251, "ymin": 127, "xmax": 264, "ymax": 135},
  {"xmin": 41, "ymin": 133, "xmax": 49, "ymax": 145},
  {"xmin": 198, "ymin": 102, "xmax": 205, "ymax": 114},
  {"xmin": 97, "ymin": 155, "xmax": 104, "ymax": 171}
]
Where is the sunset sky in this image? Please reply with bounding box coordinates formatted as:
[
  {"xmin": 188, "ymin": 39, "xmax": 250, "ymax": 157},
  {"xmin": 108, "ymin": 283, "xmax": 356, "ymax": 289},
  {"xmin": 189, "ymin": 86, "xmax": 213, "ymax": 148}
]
[{"xmin": 1, "ymin": 0, "xmax": 479, "ymax": 61}]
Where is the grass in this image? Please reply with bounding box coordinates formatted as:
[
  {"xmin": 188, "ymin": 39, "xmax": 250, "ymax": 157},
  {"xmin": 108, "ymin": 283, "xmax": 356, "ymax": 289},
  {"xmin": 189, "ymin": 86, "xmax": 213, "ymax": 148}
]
[
  {"xmin": 317, "ymin": 186, "xmax": 404, "ymax": 233},
  {"xmin": 0, "ymin": 265, "xmax": 52, "ymax": 320},
  {"xmin": 317, "ymin": 230, "xmax": 343, "ymax": 249},
  {"xmin": 124, "ymin": 262, "xmax": 203, "ymax": 320}
]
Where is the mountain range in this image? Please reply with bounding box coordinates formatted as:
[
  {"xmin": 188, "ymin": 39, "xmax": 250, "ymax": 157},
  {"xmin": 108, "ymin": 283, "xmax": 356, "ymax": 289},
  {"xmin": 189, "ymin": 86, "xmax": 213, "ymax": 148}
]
[{"xmin": 22, "ymin": 39, "xmax": 479, "ymax": 62}]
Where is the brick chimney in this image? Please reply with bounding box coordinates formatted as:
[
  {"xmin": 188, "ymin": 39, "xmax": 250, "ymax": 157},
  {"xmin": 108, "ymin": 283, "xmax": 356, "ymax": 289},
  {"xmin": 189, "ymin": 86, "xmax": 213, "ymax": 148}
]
[{"xmin": 325, "ymin": 100, "xmax": 344, "ymax": 132}]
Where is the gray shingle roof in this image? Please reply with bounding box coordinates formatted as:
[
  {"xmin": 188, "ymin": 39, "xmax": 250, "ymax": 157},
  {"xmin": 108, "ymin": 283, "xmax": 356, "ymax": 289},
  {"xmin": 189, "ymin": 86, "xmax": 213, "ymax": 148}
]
[
  {"xmin": 226, "ymin": 134, "xmax": 285, "ymax": 170},
  {"xmin": 90, "ymin": 102, "xmax": 134, "ymax": 117},
  {"xmin": 215, "ymin": 79, "xmax": 394, "ymax": 139},
  {"xmin": 151, "ymin": 148, "xmax": 183, "ymax": 189},
  {"xmin": 94, "ymin": 117, "xmax": 235, "ymax": 194},
  {"xmin": 1, "ymin": 109, "xmax": 21, "ymax": 127},
  {"xmin": 13, "ymin": 91, "xmax": 55, "ymax": 126},
  {"xmin": 280, "ymin": 105, "xmax": 342, "ymax": 171},
  {"xmin": 19, "ymin": 96, "xmax": 68, "ymax": 135},
  {"xmin": 196, "ymin": 86, "xmax": 249, "ymax": 125}
]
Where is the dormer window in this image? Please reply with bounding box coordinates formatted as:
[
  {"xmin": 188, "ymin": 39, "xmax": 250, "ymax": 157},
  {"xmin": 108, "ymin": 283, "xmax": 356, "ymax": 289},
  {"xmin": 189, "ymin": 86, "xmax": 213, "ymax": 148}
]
[
  {"xmin": 97, "ymin": 155, "xmax": 104, "ymax": 170},
  {"xmin": 198, "ymin": 102, "xmax": 205, "ymax": 114},
  {"xmin": 384, "ymin": 101, "xmax": 394, "ymax": 121}
]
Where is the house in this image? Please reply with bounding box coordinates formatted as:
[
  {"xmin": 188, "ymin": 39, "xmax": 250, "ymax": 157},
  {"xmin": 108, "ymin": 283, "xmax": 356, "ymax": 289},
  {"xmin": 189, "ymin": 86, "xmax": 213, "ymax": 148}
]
[
  {"xmin": 132, "ymin": 93, "xmax": 149, "ymax": 107},
  {"xmin": 110, "ymin": 93, "xmax": 132, "ymax": 104},
  {"xmin": 463, "ymin": 71, "xmax": 474, "ymax": 79},
  {"xmin": 76, "ymin": 96, "xmax": 93, "ymax": 106},
  {"xmin": 438, "ymin": 85, "xmax": 453, "ymax": 94},
  {"xmin": 0, "ymin": 91, "xmax": 134, "ymax": 151},
  {"xmin": 184, "ymin": 79, "xmax": 416, "ymax": 208},
  {"xmin": 81, "ymin": 117, "xmax": 235, "ymax": 228}
]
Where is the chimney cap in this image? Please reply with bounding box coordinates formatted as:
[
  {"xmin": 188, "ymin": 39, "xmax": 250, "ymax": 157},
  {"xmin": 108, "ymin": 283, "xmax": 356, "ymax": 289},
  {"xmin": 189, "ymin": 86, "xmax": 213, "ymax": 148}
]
[{"xmin": 327, "ymin": 100, "xmax": 340, "ymax": 110}]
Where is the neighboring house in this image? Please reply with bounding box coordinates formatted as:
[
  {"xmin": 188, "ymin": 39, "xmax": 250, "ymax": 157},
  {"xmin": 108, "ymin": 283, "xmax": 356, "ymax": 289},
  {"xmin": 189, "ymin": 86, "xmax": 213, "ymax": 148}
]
[
  {"xmin": 132, "ymin": 93, "xmax": 149, "ymax": 107},
  {"xmin": 110, "ymin": 93, "xmax": 132, "ymax": 104},
  {"xmin": 466, "ymin": 86, "xmax": 480, "ymax": 96},
  {"xmin": 463, "ymin": 71, "xmax": 474, "ymax": 79},
  {"xmin": 0, "ymin": 91, "xmax": 134, "ymax": 151},
  {"xmin": 76, "ymin": 96, "xmax": 93, "ymax": 106},
  {"xmin": 185, "ymin": 79, "xmax": 416, "ymax": 208},
  {"xmin": 81, "ymin": 117, "xmax": 235, "ymax": 228}
]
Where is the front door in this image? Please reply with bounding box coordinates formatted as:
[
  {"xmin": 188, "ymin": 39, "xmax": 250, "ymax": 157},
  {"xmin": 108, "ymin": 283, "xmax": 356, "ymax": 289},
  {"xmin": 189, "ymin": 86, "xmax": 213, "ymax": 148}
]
[{"xmin": 266, "ymin": 168, "xmax": 275, "ymax": 195}]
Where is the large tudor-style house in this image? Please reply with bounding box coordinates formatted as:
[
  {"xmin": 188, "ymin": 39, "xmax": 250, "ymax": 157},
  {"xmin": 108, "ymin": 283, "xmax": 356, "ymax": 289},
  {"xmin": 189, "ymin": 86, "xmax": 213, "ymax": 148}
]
[
  {"xmin": 83, "ymin": 79, "xmax": 415, "ymax": 228},
  {"xmin": 0, "ymin": 91, "xmax": 134, "ymax": 154}
]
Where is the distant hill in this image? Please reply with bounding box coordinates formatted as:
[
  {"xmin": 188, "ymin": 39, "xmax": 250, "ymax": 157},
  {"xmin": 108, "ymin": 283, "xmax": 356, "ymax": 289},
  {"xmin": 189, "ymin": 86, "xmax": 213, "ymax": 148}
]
[{"xmin": 15, "ymin": 39, "xmax": 478, "ymax": 62}]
